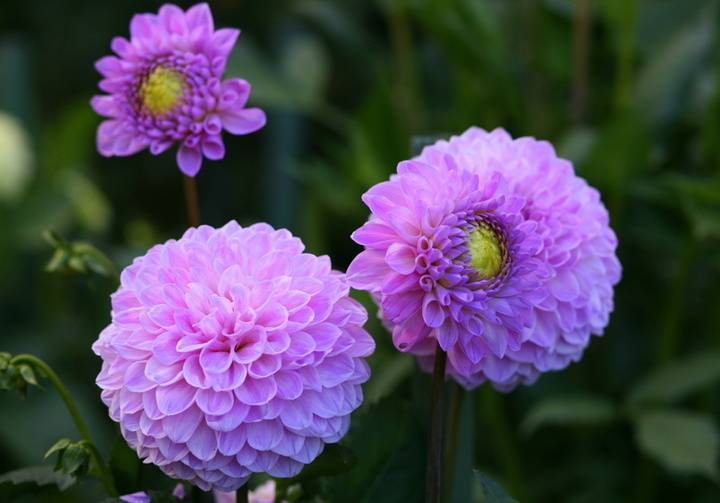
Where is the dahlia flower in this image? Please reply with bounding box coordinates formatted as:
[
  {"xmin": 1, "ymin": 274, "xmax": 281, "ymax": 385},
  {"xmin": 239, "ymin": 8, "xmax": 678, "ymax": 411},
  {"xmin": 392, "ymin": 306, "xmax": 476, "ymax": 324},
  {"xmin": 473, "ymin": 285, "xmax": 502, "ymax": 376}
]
[
  {"xmin": 91, "ymin": 3, "xmax": 266, "ymax": 176},
  {"xmin": 214, "ymin": 479, "xmax": 286, "ymax": 503},
  {"xmin": 347, "ymin": 127, "xmax": 620, "ymax": 391},
  {"xmin": 93, "ymin": 221, "xmax": 374, "ymax": 491}
]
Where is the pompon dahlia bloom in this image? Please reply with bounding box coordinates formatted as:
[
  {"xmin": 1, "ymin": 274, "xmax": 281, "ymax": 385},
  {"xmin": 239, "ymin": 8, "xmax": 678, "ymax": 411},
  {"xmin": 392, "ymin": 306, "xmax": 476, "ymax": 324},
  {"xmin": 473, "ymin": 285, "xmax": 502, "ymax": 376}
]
[
  {"xmin": 347, "ymin": 127, "xmax": 620, "ymax": 391},
  {"xmin": 92, "ymin": 221, "xmax": 374, "ymax": 491},
  {"xmin": 91, "ymin": 3, "xmax": 266, "ymax": 176}
]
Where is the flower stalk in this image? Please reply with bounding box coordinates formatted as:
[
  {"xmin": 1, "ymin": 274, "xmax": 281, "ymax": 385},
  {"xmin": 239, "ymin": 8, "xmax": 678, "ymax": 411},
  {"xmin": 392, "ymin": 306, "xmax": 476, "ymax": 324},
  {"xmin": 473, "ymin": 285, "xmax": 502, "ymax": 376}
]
[
  {"xmin": 236, "ymin": 483, "xmax": 249, "ymax": 503},
  {"xmin": 10, "ymin": 354, "xmax": 117, "ymax": 497},
  {"xmin": 425, "ymin": 342, "xmax": 447, "ymax": 503},
  {"xmin": 183, "ymin": 174, "xmax": 201, "ymax": 228}
]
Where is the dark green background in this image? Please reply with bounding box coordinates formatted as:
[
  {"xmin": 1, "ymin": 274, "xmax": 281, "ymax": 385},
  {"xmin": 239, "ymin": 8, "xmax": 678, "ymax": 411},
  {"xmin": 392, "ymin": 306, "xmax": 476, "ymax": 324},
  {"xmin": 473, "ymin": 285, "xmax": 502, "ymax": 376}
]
[{"xmin": 1, "ymin": 0, "xmax": 719, "ymax": 501}]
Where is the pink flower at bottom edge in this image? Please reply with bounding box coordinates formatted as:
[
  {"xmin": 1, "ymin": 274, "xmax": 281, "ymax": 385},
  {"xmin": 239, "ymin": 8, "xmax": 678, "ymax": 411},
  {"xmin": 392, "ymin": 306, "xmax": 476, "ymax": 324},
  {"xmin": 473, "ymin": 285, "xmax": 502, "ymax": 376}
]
[{"xmin": 213, "ymin": 479, "xmax": 285, "ymax": 503}]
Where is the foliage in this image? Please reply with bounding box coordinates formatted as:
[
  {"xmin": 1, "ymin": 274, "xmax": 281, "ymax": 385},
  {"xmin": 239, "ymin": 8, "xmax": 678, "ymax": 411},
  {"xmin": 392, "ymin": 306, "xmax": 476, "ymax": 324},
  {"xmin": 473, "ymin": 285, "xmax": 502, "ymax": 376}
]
[{"xmin": 1, "ymin": 0, "xmax": 719, "ymax": 502}]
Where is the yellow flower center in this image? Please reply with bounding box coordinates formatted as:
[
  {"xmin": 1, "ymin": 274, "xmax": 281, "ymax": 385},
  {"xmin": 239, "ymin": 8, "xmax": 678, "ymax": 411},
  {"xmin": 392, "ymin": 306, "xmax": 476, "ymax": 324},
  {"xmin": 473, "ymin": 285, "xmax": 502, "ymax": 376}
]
[
  {"xmin": 466, "ymin": 224, "xmax": 503, "ymax": 279},
  {"xmin": 139, "ymin": 66, "xmax": 184, "ymax": 115}
]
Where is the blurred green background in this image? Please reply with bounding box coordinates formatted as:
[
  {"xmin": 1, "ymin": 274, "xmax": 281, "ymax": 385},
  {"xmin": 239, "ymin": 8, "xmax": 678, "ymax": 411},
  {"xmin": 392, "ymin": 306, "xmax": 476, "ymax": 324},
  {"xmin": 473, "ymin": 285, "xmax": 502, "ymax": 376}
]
[{"xmin": 1, "ymin": 0, "xmax": 719, "ymax": 502}]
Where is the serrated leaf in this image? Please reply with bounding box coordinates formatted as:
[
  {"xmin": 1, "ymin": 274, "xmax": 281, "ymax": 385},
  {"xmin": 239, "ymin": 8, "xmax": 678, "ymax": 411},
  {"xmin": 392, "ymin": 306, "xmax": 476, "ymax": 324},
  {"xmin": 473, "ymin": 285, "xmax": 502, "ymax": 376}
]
[
  {"xmin": 520, "ymin": 395, "xmax": 616, "ymax": 436},
  {"xmin": 0, "ymin": 465, "xmax": 75, "ymax": 493},
  {"xmin": 627, "ymin": 351, "xmax": 720, "ymax": 408},
  {"xmin": 474, "ymin": 471, "xmax": 519, "ymax": 503},
  {"xmin": 634, "ymin": 409, "xmax": 719, "ymax": 480}
]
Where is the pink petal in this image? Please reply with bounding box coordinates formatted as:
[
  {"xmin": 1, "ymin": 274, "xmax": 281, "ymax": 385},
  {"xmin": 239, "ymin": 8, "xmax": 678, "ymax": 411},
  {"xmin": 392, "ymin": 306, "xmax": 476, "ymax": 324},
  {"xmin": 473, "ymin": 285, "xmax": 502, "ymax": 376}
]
[
  {"xmin": 209, "ymin": 28, "xmax": 239, "ymax": 60},
  {"xmin": 200, "ymin": 341, "xmax": 234, "ymax": 374},
  {"xmin": 217, "ymin": 427, "xmax": 247, "ymax": 456},
  {"xmin": 206, "ymin": 399, "xmax": 250, "ymax": 432},
  {"xmin": 186, "ymin": 2, "xmax": 214, "ymax": 32},
  {"xmin": 274, "ymin": 371, "xmax": 304, "ymax": 400},
  {"xmin": 177, "ymin": 144, "xmax": 202, "ymax": 176},
  {"xmin": 352, "ymin": 222, "xmax": 399, "ymax": 248},
  {"xmin": 201, "ymin": 136, "xmax": 225, "ymax": 160},
  {"xmin": 218, "ymin": 79, "xmax": 250, "ymax": 110},
  {"xmin": 346, "ymin": 250, "xmax": 387, "ymax": 291},
  {"xmin": 156, "ymin": 381, "xmax": 197, "ymax": 415},
  {"xmin": 385, "ymin": 242, "xmax": 417, "ymax": 275},
  {"xmin": 163, "ymin": 406, "xmax": 203, "ymax": 443},
  {"xmin": 196, "ymin": 388, "xmax": 234, "ymax": 416},
  {"xmin": 220, "ymin": 107, "xmax": 266, "ymax": 135},
  {"xmin": 422, "ymin": 295, "xmax": 446, "ymax": 328},
  {"xmin": 187, "ymin": 422, "xmax": 218, "ymax": 460},
  {"xmin": 234, "ymin": 377, "xmax": 277, "ymax": 406},
  {"xmin": 246, "ymin": 419, "xmax": 283, "ymax": 451}
]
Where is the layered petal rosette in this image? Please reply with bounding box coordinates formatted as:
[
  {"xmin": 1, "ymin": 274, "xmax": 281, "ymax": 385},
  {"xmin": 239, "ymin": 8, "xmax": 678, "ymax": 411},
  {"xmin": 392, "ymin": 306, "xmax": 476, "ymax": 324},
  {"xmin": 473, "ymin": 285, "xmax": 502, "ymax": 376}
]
[
  {"xmin": 91, "ymin": 3, "xmax": 266, "ymax": 176},
  {"xmin": 93, "ymin": 221, "xmax": 374, "ymax": 491},
  {"xmin": 348, "ymin": 127, "xmax": 620, "ymax": 391}
]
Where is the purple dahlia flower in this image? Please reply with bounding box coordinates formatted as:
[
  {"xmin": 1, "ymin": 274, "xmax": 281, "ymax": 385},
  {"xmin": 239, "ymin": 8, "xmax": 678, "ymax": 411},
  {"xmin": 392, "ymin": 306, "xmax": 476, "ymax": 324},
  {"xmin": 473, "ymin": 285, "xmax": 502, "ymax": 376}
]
[
  {"xmin": 93, "ymin": 221, "xmax": 375, "ymax": 491},
  {"xmin": 91, "ymin": 3, "xmax": 266, "ymax": 176},
  {"xmin": 347, "ymin": 127, "xmax": 620, "ymax": 391}
]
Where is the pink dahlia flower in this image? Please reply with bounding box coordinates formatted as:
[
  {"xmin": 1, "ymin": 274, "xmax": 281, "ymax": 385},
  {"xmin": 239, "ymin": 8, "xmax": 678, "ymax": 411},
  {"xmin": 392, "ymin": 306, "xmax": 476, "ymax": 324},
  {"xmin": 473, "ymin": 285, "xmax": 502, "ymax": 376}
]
[
  {"xmin": 91, "ymin": 3, "xmax": 266, "ymax": 176},
  {"xmin": 214, "ymin": 479, "xmax": 286, "ymax": 503},
  {"xmin": 93, "ymin": 221, "xmax": 375, "ymax": 491},
  {"xmin": 347, "ymin": 127, "xmax": 620, "ymax": 391}
]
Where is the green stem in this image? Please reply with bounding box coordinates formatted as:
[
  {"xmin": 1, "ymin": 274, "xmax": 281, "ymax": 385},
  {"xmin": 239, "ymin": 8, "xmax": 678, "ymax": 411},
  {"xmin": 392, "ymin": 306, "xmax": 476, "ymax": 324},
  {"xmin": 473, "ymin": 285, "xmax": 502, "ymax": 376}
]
[
  {"xmin": 236, "ymin": 482, "xmax": 249, "ymax": 503},
  {"xmin": 10, "ymin": 354, "xmax": 117, "ymax": 497},
  {"xmin": 426, "ymin": 343, "xmax": 447, "ymax": 503},
  {"xmin": 183, "ymin": 174, "xmax": 201, "ymax": 228}
]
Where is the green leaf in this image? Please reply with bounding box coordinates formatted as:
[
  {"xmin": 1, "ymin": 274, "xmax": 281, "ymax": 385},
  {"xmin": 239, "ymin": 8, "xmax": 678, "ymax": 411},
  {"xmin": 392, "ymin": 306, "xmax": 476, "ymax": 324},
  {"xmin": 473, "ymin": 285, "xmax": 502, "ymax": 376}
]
[
  {"xmin": 626, "ymin": 351, "xmax": 720, "ymax": 408},
  {"xmin": 60, "ymin": 443, "xmax": 91, "ymax": 478},
  {"xmin": 43, "ymin": 230, "xmax": 119, "ymax": 283},
  {"xmin": 0, "ymin": 465, "xmax": 75, "ymax": 494},
  {"xmin": 0, "ymin": 363, "xmax": 23, "ymax": 391},
  {"xmin": 17, "ymin": 363, "xmax": 42, "ymax": 389},
  {"xmin": 0, "ymin": 352, "xmax": 12, "ymax": 369},
  {"xmin": 43, "ymin": 438, "xmax": 72, "ymax": 461},
  {"xmin": 634, "ymin": 409, "xmax": 719, "ymax": 480},
  {"xmin": 519, "ymin": 395, "xmax": 617, "ymax": 436},
  {"xmin": 474, "ymin": 470, "xmax": 519, "ymax": 503}
]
